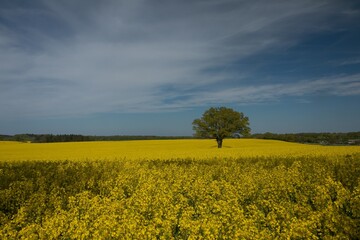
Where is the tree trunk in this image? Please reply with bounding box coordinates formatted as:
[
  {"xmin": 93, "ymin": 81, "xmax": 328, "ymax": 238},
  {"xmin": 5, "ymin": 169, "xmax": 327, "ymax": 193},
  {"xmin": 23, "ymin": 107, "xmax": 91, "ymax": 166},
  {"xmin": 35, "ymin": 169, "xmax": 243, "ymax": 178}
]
[{"xmin": 216, "ymin": 138, "xmax": 223, "ymax": 148}]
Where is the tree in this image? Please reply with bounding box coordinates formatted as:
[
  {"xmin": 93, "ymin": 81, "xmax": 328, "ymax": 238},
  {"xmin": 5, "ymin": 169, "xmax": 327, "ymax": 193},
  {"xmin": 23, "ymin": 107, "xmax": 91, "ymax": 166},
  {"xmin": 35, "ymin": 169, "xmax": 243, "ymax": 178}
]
[{"xmin": 192, "ymin": 107, "xmax": 251, "ymax": 148}]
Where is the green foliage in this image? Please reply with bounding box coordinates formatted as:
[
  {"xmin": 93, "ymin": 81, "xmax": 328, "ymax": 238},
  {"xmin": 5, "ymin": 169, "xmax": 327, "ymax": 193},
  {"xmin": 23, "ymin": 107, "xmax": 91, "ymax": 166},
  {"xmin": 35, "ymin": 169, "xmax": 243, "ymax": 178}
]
[
  {"xmin": 193, "ymin": 107, "xmax": 250, "ymax": 148},
  {"xmin": 1, "ymin": 155, "xmax": 359, "ymax": 239},
  {"xmin": 2, "ymin": 134, "xmax": 193, "ymax": 143},
  {"xmin": 252, "ymin": 132, "xmax": 360, "ymax": 145}
]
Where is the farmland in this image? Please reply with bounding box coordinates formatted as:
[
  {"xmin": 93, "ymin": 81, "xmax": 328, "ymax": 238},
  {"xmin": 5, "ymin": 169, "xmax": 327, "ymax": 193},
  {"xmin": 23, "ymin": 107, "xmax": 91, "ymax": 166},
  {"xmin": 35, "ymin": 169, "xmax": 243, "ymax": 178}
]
[
  {"xmin": 1, "ymin": 139, "xmax": 359, "ymax": 161},
  {"xmin": 1, "ymin": 139, "xmax": 360, "ymax": 239}
]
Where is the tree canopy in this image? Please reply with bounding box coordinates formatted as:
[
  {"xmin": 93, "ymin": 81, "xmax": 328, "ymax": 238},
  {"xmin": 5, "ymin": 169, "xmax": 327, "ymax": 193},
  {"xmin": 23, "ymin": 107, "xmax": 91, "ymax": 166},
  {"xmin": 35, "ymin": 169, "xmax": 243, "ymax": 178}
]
[{"xmin": 192, "ymin": 107, "xmax": 250, "ymax": 148}]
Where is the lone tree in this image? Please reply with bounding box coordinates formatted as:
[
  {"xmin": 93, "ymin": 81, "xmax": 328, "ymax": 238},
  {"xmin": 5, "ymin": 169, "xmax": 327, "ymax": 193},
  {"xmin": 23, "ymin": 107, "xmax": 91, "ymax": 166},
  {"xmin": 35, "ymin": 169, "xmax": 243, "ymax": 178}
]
[{"xmin": 192, "ymin": 107, "xmax": 251, "ymax": 148}]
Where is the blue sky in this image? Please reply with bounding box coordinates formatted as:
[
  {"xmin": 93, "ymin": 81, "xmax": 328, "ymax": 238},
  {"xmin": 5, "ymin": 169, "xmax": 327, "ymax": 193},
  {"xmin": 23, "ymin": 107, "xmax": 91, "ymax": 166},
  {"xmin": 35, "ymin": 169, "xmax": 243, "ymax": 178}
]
[{"xmin": 0, "ymin": 0, "xmax": 359, "ymax": 135}]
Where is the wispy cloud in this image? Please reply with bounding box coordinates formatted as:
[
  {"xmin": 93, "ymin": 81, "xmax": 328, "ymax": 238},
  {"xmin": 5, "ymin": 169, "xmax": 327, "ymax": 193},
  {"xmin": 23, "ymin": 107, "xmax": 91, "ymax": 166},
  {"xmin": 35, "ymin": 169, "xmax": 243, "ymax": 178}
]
[
  {"xmin": 155, "ymin": 74, "xmax": 360, "ymax": 108},
  {"xmin": 0, "ymin": 0, "xmax": 359, "ymax": 118},
  {"xmin": 338, "ymin": 59, "xmax": 360, "ymax": 66}
]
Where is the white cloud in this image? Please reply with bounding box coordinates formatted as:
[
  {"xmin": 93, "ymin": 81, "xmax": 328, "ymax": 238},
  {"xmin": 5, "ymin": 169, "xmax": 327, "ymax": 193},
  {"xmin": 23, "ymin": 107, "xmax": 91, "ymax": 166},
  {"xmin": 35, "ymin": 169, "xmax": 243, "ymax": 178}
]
[
  {"xmin": 0, "ymin": 0, "xmax": 359, "ymax": 118},
  {"xmin": 338, "ymin": 59, "xmax": 360, "ymax": 66},
  {"xmin": 143, "ymin": 74, "xmax": 360, "ymax": 110}
]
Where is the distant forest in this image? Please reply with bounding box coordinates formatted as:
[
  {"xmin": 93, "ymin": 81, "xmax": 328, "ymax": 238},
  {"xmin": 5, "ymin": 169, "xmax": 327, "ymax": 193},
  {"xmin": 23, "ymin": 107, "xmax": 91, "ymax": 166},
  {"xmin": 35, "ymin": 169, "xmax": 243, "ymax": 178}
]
[
  {"xmin": 252, "ymin": 132, "xmax": 360, "ymax": 145},
  {"xmin": 1, "ymin": 132, "xmax": 359, "ymax": 145},
  {"xmin": 0, "ymin": 134, "xmax": 191, "ymax": 143}
]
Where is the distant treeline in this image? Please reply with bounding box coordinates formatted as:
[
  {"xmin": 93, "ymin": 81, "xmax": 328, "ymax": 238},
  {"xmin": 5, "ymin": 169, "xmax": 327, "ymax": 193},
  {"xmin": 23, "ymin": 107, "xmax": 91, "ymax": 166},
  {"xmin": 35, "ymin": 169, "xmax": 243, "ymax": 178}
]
[
  {"xmin": 1, "ymin": 132, "xmax": 359, "ymax": 145},
  {"xmin": 0, "ymin": 134, "xmax": 192, "ymax": 143},
  {"xmin": 252, "ymin": 132, "xmax": 360, "ymax": 145}
]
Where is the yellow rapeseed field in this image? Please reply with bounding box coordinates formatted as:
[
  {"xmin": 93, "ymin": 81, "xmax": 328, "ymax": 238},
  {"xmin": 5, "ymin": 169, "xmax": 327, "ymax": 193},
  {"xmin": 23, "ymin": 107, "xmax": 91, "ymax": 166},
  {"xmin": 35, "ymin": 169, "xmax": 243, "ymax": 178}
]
[
  {"xmin": 0, "ymin": 139, "xmax": 359, "ymax": 161},
  {"xmin": 1, "ymin": 139, "xmax": 359, "ymax": 239}
]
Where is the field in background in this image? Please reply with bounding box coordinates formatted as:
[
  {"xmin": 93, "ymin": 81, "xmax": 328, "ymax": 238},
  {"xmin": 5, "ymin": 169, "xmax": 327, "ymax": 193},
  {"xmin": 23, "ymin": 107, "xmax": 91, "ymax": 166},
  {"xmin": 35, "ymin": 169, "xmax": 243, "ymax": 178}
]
[
  {"xmin": 1, "ymin": 139, "xmax": 359, "ymax": 239},
  {"xmin": 1, "ymin": 139, "xmax": 360, "ymax": 161}
]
